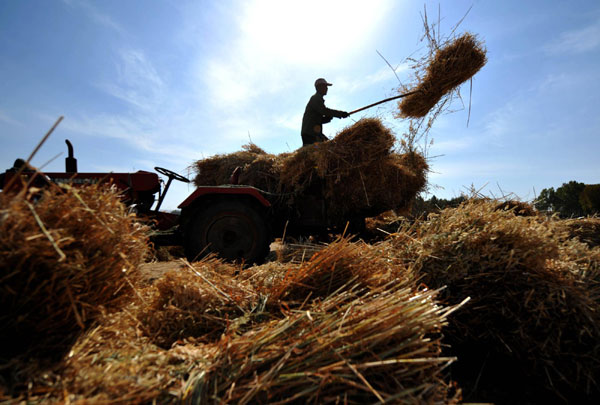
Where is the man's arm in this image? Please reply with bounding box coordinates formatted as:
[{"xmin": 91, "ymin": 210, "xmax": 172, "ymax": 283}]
[{"xmin": 310, "ymin": 95, "xmax": 348, "ymax": 119}]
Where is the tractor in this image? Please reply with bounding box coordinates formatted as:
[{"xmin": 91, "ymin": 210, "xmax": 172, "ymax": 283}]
[{"xmin": 0, "ymin": 140, "xmax": 350, "ymax": 264}]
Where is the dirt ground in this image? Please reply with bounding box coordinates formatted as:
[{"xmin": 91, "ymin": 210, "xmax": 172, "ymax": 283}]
[{"xmin": 138, "ymin": 261, "xmax": 186, "ymax": 284}]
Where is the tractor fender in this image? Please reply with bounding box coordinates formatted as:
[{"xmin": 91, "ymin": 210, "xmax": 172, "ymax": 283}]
[{"xmin": 178, "ymin": 186, "xmax": 271, "ymax": 209}]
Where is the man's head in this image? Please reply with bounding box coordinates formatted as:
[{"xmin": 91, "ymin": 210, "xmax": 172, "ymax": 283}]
[{"xmin": 314, "ymin": 78, "xmax": 332, "ymax": 95}]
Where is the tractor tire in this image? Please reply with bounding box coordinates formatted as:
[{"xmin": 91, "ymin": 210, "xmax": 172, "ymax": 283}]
[{"xmin": 184, "ymin": 200, "xmax": 270, "ymax": 264}]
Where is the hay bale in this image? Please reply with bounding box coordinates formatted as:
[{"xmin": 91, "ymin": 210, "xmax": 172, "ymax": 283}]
[
  {"xmin": 561, "ymin": 217, "xmax": 600, "ymax": 248},
  {"xmin": 383, "ymin": 200, "xmax": 600, "ymax": 401},
  {"xmin": 494, "ymin": 199, "xmax": 537, "ymax": 216},
  {"xmin": 194, "ymin": 143, "xmax": 269, "ymax": 186},
  {"xmin": 192, "ymin": 118, "xmax": 428, "ymax": 224},
  {"xmin": 0, "ymin": 183, "xmax": 148, "ymax": 362},
  {"xmin": 183, "ymin": 283, "xmax": 462, "ymax": 404},
  {"xmin": 139, "ymin": 258, "xmax": 259, "ymax": 348},
  {"xmin": 12, "ymin": 296, "xmax": 218, "ymax": 404},
  {"xmin": 398, "ymin": 33, "xmax": 487, "ymax": 118}
]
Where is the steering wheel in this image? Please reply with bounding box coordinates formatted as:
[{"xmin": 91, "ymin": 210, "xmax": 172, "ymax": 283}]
[{"xmin": 154, "ymin": 167, "xmax": 190, "ymax": 183}]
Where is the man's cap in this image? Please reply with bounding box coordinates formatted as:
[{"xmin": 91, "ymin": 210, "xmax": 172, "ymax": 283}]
[{"xmin": 314, "ymin": 78, "xmax": 332, "ymax": 87}]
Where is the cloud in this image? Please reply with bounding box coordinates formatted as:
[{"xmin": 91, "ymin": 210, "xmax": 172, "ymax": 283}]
[
  {"xmin": 543, "ymin": 17, "xmax": 600, "ymax": 55},
  {"xmin": 0, "ymin": 110, "xmax": 22, "ymax": 127},
  {"xmin": 337, "ymin": 64, "xmax": 409, "ymax": 94},
  {"xmin": 201, "ymin": 0, "xmax": 394, "ymax": 109},
  {"xmin": 98, "ymin": 49, "xmax": 166, "ymax": 111},
  {"xmin": 62, "ymin": 0, "xmax": 125, "ymax": 35}
]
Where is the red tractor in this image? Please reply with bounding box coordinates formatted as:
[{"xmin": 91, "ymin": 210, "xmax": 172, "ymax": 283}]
[{"xmin": 1, "ymin": 140, "xmax": 341, "ymax": 264}]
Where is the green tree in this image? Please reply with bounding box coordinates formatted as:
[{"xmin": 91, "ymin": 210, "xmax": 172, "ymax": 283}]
[
  {"xmin": 534, "ymin": 187, "xmax": 557, "ymax": 213},
  {"xmin": 555, "ymin": 181, "xmax": 585, "ymax": 217},
  {"xmin": 580, "ymin": 184, "xmax": 600, "ymax": 215},
  {"xmin": 536, "ymin": 181, "xmax": 586, "ymax": 217}
]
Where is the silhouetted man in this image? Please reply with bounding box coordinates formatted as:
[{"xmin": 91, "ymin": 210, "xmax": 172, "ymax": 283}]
[{"xmin": 301, "ymin": 78, "xmax": 349, "ymax": 146}]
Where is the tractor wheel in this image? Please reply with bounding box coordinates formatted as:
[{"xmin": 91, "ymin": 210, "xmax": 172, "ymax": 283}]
[{"xmin": 185, "ymin": 200, "xmax": 270, "ymax": 264}]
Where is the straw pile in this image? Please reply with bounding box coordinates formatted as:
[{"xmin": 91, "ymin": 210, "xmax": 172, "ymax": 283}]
[
  {"xmin": 247, "ymin": 237, "xmax": 413, "ymax": 306},
  {"xmin": 381, "ymin": 200, "xmax": 600, "ymax": 401},
  {"xmin": 0, "ymin": 183, "xmax": 148, "ymax": 365},
  {"xmin": 561, "ymin": 216, "xmax": 600, "ymax": 248},
  {"xmin": 139, "ymin": 258, "xmax": 259, "ymax": 348},
  {"xmin": 184, "ymin": 283, "xmax": 462, "ymax": 404},
  {"xmin": 2, "ymin": 238, "xmax": 464, "ymax": 404},
  {"xmin": 194, "ymin": 118, "xmax": 428, "ymax": 224},
  {"xmin": 398, "ymin": 33, "xmax": 487, "ymax": 118}
]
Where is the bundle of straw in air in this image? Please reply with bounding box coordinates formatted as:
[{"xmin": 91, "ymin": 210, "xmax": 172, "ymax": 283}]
[
  {"xmin": 398, "ymin": 33, "xmax": 487, "ymax": 118},
  {"xmin": 0, "ymin": 183, "xmax": 148, "ymax": 362},
  {"xmin": 183, "ymin": 283, "xmax": 463, "ymax": 404},
  {"xmin": 383, "ymin": 199, "xmax": 600, "ymax": 402}
]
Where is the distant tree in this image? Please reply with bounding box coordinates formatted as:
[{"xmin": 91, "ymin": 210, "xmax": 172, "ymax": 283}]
[
  {"xmin": 536, "ymin": 181, "xmax": 586, "ymax": 217},
  {"xmin": 580, "ymin": 184, "xmax": 600, "ymax": 215},
  {"xmin": 411, "ymin": 195, "xmax": 467, "ymax": 217},
  {"xmin": 534, "ymin": 187, "xmax": 557, "ymax": 213},
  {"xmin": 555, "ymin": 181, "xmax": 586, "ymax": 217}
]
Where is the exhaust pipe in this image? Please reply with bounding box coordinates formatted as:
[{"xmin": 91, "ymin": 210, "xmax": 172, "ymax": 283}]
[{"xmin": 65, "ymin": 139, "xmax": 78, "ymax": 173}]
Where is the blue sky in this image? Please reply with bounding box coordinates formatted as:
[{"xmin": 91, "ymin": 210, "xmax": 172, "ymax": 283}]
[{"xmin": 1, "ymin": 0, "xmax": 599, "ymax": 210}]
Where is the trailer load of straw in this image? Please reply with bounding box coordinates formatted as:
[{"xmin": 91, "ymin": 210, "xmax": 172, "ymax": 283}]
[
  {"xmin": 382, "ymin": 200, "xmax": 600, "ymax": 401},
  {"xmin": 398, "ymin": 32, "xmax": 487, "ymax": 118},
  {"xmin": 0, "ymin": 183, "xmax": 148, "ymax": 365},
  {"xmin": 193, "ymin": 118, "xmax": 428, "ymax": 223}
]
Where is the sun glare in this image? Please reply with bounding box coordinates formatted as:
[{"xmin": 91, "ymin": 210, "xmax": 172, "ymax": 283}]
[{"xmin": 240, "ymin": 0, "xmax": 393, "ymax": 65}]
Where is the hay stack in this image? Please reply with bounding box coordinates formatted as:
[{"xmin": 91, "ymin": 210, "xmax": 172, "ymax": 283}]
[
  {"xmin": 383, "ymin": 200, "xmax": 600, "ymax": 401},
  {"xmin": 248, "ymin": 237, "xmax": 413, "ymax": 306},
  {"xmin": 140, "ymin": 258, "xmax": 259, "ymax": 348},
  {"xmin": 561, "ymin": 216, "xmax": 600, "ymax": 248},
  {"xmin": 0, "ymin": 183, "xmax": 148, "ymax": 362},
  {"xmin": 398, "ymin": 33, "xmax": 487, "ymax": 118},
  {"xmin": 193, "ymin": 118, "xmax": 428, "ymax": 224},
  {"xmin": 183, "ymin": 283, "xmax": 462, "ymax": 404},
  {"xmin": 194, "ymin": 143, "xmax": 286, "ymax": 192},
  {"xmin": 13, "ymin": 294, "xmax": 218, "ymax": 404}
]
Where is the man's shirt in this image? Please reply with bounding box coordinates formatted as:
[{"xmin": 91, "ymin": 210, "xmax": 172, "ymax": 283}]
[{"xmin": 301, "ymin": 93, "xmax": 345, "ymax": 137}]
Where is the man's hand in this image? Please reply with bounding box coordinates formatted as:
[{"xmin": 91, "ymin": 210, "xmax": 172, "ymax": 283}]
[{"xmin": 340, "ymin": 111, "xmax": 350, "ymax": 118}]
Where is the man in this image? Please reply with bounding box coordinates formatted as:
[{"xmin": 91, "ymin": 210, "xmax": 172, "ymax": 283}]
[{"xmin": 301, "ymin": 78, "xmax": 349, "ymax": 146}]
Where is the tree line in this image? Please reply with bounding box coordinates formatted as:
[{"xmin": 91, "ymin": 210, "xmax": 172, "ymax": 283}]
[
  {"xmin": 534, "ymin": 181, "xmax": 600, "ymax": 218},
  {"xmin": 412, "ymin": 181, "xmax": 600, "ymax": 219}
]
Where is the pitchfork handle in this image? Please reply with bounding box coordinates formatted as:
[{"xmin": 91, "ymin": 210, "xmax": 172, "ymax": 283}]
[{"xmin": 348, "ymin": 90, "xmax": 420, "ymax": 116}]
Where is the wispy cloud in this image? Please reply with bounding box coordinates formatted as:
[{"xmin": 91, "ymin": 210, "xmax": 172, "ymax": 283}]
[
  {"xmin": 543, "ymin": 17, "xmax": 600, "ymax": 55},
  {"xmin": 200, "ymin": 0, "xmax": 394, "ymax": 110},
  {"xmin": 62, "ymin": 0, "xmax": 125, "ymax": 35},
  {"xmin": 0, "ymin": 110, "xmax": 23, "ymax": 127},
  {"xmin": 98, "ymin": 49, "xmax": 166, "ymax": 111}
]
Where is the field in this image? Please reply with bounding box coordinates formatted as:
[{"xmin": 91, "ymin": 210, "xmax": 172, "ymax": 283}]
[{"xmin": 1, "ymin": 181, "xmax": 599, "ymax": 404}]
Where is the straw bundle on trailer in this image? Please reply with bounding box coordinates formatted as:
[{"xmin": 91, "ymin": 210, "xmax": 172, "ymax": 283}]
[
  {"xmin": 0, "ymin": 183, "xmax": 148, "ymax": 362},
  {"xmin": 140, "ymin": 258, "xmax": 259, "ymax": 348},
  {"xmin": 398, "ymin": 33, "xmax": 487, "ymax": 118},
  {"xmin": 194, "ymin": 143, "xmax": 285, "ymax": 191},
  {"xmin": 383, "ymin": 200, "xmax": 600, "ymax": 402},
  {"xmin": 183, "ymin": 283, "xmax": 463, "ymax": 404},
  {"xmin": 192, "ymin": 118, "xmax": 428, "ymax": 224}
]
